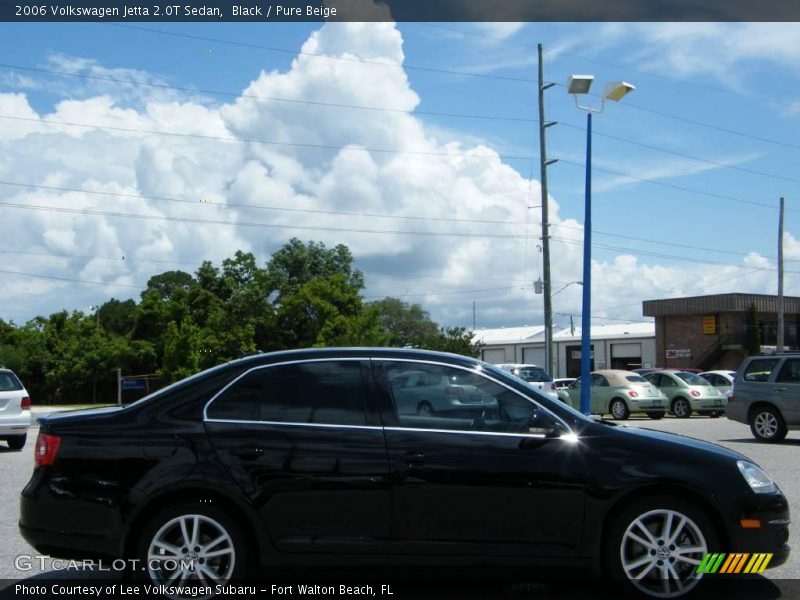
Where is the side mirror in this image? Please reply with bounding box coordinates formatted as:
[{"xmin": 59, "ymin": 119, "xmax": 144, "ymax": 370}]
[{"xmin": 529, "ymin": 408, "xmax": 561, "ymax": 438}]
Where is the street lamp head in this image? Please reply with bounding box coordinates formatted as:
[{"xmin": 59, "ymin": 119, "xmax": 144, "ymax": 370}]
[
  {"xmin": 567, "ymin": 75, "xmax": 594, "ymax": 95},
  {"xmin": 602, "ymin": 81, "xmax": 635, "ymax": 102}
]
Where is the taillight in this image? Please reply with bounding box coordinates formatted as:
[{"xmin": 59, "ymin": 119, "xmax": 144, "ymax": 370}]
[
  {"xmin": 690, "ymin": 390, "xmax": 701, "ymax": 397},
  {"xmin": 34, "ymin": 433, "xmax": 61, "ymax": 467},
  {"xmin": 21, "ymin": 396, "xmax": 31, "ymax": 409},
  {"xmin": 728, "ymin": 394, "xmax": 735, "ymax": 403},
  {"xmin": 550, "ymin": 383, "xmax": 556, "ymax": 391},
  {"xmin": 628, "ymin": 390, "xmax": 639, "ymax": 398}
]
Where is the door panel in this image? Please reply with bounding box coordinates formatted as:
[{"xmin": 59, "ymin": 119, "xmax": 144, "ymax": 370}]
[
  {"xmin": 204, "ymin": 359, "xmax": 391, "ymax": 551},
  {"xmin": 375, "ymin": 360, "xmax": 586, "ymax": 557}
]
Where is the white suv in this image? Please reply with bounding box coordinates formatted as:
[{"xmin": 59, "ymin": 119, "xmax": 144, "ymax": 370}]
[{"xmin": 0, "ymin": 368, "xmax": 31, "ymax": 450}]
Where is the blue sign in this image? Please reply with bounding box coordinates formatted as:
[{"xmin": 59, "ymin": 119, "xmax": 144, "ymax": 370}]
[{"xmin": 121, "ymin": 379, "xmax": 146, "ymax": 391}]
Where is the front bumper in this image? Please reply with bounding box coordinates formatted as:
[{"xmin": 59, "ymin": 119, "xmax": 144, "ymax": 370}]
[{"xmin": 723, "ymin": 491, "xmax": 790, "ymax": 570}]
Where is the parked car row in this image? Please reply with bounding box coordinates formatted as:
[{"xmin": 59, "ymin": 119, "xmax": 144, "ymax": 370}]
[{"xmin": 554, "ymin": 369, "xmax": 728, "ymax": 420}]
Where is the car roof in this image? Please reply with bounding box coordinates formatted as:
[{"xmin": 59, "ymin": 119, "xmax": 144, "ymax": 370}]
[{"xmin": 225, "ymin": 347, "xmax": 484, "ymax": 369}]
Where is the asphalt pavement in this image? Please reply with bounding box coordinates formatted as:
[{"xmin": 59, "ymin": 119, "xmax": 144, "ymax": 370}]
[{"xmin": 0, "ymin": 415, "xmax": 797, "ymax": 598}]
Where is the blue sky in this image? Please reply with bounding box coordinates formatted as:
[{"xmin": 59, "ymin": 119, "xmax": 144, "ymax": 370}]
[{"xmin": 0, "ymin": 22, "xmax": 798, "ymax": 330}]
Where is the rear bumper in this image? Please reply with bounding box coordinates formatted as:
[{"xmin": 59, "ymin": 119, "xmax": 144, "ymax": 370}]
[
  {"xmin": 0, "ymin": 412, "xmax": 31, "ymax": 436},
  {"xmin": 725, "ymin": 402, "xmax": 748, "ymax": 424}
]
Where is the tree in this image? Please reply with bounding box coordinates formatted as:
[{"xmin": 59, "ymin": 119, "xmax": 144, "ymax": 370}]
[{"xmin": 370, "ymin": 298, "xmax": 440, "ymax": 347}]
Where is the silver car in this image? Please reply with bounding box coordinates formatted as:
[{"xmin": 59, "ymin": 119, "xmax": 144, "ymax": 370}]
[
  {"xmin": 699, "ymin": 370, "xmax": 736, "ymax": 397},
  {"xmin": 0, "ymin": 368, "xmax": 31, "ymax": 450},
  {"xmin": 388, "ymin": 368, "xmax": 497, "ymax": 417}
]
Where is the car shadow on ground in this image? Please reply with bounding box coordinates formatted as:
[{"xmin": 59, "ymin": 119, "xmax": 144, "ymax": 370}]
[{"xmin": 720, "ymin": 438, "xmax": 800, "ymax": 446}]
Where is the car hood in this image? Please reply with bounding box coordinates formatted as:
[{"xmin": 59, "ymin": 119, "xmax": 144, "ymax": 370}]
[{"xmin": 612, "ymin": 423, "xmax": 750, "ymax": 463}]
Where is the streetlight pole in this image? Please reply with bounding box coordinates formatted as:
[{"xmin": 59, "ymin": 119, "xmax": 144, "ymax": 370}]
[{"xmin": 567, "ymin": 76, "xmax": 635, "ymax": 415}]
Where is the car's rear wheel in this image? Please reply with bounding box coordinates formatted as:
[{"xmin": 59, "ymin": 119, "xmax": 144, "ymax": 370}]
[
  {"xmin": 610, "ymin": 399, "xmax": 630, "ymax": 421},
  {"xmin": 671, "ymin": 398, "xmax": 692, "ymax": 419},
  {"xmin": 136, "ymin": 503, "xmax": 248, "ymax": 595},
  {"xmin": 749, "ymin": 406, "xmax": 787, "ymax": 443},
  {"xmin": 606, "ymin": 495, "xmax": 716, "ymax": 599},
  {"xmin": 648, "ymin": 412, "xmax": 666, "ymax": 420},
  {"xmin": 7, "ymin": 434, "xmax": 26, "ymax": 450}
]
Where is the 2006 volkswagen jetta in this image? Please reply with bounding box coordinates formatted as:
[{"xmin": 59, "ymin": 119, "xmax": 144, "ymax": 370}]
[{"xmin": 20, "ymin": 348, "xmax": 789, "ymax": 598}]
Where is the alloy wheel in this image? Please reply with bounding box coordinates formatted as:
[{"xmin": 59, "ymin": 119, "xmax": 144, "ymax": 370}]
[
  {"xmin": 753, "ymin": 412, "xmax": 778, "ymax": 440},
  {"xmin": 619, "ymin": 508, "xmax": 708, "ymax": 598},
  {"xmin": 146, "ymin": 514, "xmax": 235, "ymax": 590}
]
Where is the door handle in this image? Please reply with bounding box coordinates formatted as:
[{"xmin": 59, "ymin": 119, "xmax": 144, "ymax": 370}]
[
  {"xmin": 403, "ymin": 451, "xmax": 426, "ymax": 467},
  {"xmin": 236, "ymin": 445, "xmax": 264, "ymax": 460},
  {"xmin": 774, "ymin": 387, "xmax": 787, "ymax": 392}
]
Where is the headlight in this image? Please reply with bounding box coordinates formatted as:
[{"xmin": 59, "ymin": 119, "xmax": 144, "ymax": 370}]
[{"xmin": 737, "ymin": 461, "xmax": 778, "ymax": 494}]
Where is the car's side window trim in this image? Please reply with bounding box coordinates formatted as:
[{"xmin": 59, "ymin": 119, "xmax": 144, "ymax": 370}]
[
  {"xmin": 202, "ymin": 357, "xmax": 368, "ymax": 422},
  {"xmin": 376, "ymin": 358, "xmax": 574, "ymax": 438}
]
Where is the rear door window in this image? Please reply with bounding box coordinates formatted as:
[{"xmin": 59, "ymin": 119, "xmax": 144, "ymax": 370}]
[
  {"xmin": 207, "ymin": 360, "xmax": 367, "ymax": 425},
  {"xmin": 776, "ymin": 359, "xmax": 800, "ymax": 383},
  {"xmin": 742, "ymin": 359, "xmax": 780, "ymax": 382}
]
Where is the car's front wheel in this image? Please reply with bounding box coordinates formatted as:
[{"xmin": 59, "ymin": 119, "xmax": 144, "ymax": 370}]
[
  {"xmin": 750, "ymin": 406, "xmax": 787, "ymax": 443},
  {"xmin": 136, "ymin": 503, "xmax": 248, "ymax": 593},
  {"xmin": 606, "ymin": 496, "xmax": 717, "ymax": 599},
  {"xmin": 610, "ymin": 399, "xmax": 630, "ymax": 420},
  {"xmin": 7, "ymin": 434, "xmax": 26, "ymax": 450}
]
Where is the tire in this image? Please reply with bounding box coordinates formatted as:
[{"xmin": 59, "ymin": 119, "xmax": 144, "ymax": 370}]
[
  {"xmin": 417, "ymin": 401, "xmax": 433, "ymax": 416},
  {"xmin": 135, "ymin": 502, "xmax": 248, "ymax": 591},
  {"xmin": 605, "ymin": 495, "xmax": 718, "ymax": 599},
  {"xmin": 709, "ymin": 412, "xmax": 721, "ymax": 419},
  {"xmin": 749, "ymin": 406, "xmax": 787, "ymax": 443},
  {"xmin": 647, "ymin": 412, "xmax": 666, "ymax": 420},
  {"xmin": 610, "ymin": 399, "xmax": 630, "ymax": 421},
  {"xmin": 671, "ymin": 398, "xmax": 692, "ymax": 419},
  {"xmin": 7, "ymin": 434, "xmax": 26, "ymax": 451}
]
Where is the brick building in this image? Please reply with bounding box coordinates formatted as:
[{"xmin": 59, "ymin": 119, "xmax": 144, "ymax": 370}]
[{"xmin": 642, "ymin": 293, "xmax": 800, "ymax": 371}]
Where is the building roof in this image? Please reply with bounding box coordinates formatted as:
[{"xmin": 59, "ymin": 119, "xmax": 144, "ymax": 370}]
[
  {"xmin": 471, "ymin": 325, "xmax": 547, "ymax": 345},
  {"xmin": 472, "ymin": 322, "xmax": 653, "ymax": 345},
  {"xmin": 552, "ymin": 321, "xmax": 655, "ymax": 342},
  {"xmin": 643, "ymin": 293, "xmax": 800, "ymax": 316}
]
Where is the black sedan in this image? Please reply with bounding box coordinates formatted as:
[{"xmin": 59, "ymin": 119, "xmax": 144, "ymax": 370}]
[{"xmin": 20, "ymin": 348, "xmax": 789, "ymax": 598}]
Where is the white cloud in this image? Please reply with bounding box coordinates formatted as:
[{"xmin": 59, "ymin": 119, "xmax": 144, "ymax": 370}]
[{"xmin": 0, "ymin": 22, "xmax": 794, "ymax": 330}]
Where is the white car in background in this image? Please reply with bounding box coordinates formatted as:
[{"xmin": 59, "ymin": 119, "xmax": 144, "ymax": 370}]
[
  {"xmin": 699, "ymin": 370, "xmax": 736, "ymax": 397},
  {"xmin": 0, "ymin": 368, "xmax": 31, "ymax": 450},
  {"xmin": 494, "ymin": 363, "xmax": 558, "ymax": 399}
]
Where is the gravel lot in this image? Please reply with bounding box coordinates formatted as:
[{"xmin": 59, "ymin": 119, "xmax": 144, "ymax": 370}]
[{"xmin": 0, "ymin": 414, "xmax": 796, "ymax": 598}]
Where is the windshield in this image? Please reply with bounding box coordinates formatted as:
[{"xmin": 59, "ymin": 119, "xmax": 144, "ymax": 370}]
[{"xmin": 676, "ymin": 372, "xmax": 711, "ymax": 386}]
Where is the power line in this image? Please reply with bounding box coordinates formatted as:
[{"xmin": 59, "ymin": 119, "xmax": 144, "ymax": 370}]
[
  {"xmin": 556, "ymin": 158, "xmax": 797, "ymax": 213},
  {"xmin": 558, "ymin": 121, "xmax": 800, "ymax": 185},
  {"xmin": 1, "ymin": 110, "xmax": 790, "ymax": 217},
  {"xmin": 109, "ymin": 23, "xmax": 537, "ymax": 84},
  {"xmin": 0, "ymin": 247, "xmax": 199, "ymax": 267},
  {"xmin": 0, "ymin": 113, "xmax": 534, "ymax": 162},
  {"xmin": 0, "ymin": 200, "xmax": 533, "ymax": 240},
  {"xmin": 0, "ymin": 62, "xmax": 539, "ymax": 125},
  {"xmin": 0, "ymin": 180, "xmax": 531, "ymax": 228},
  {"xmin": 2, "ymin": 61, "xmax": 796, "ymax": 183},
  {"xmin": 415, "ymin": 24, "xmax": 800, "ymax": 110},
  {"xmin": 0, "ymin": 268, "xmax": 143, "ymax": 289}
]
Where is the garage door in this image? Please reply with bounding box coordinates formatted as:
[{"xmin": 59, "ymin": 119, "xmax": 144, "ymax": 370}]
[
  {"xmin": 522, "ymin": 347, "xmax": 546, "ymax": 366},
  {"xmin": 612, "ymin": 343, "xmax": 641, "ymax": 358},
  {"xmin": 482, "ymin": 348, "xmax": 506, "ymax": 364}
]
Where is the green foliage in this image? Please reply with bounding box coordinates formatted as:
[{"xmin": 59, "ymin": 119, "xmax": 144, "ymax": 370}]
[{"xmin": 1, "ymin": 240, "xmax": 476, "ymax": 403}]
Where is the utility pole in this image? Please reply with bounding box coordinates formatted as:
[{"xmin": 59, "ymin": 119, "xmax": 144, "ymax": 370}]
[
  {"xmin": 537, "ymin": 43, "xmax": 558, "ymax": 375},
  {"xmin": 778, "ymin": 197, "xmax": 785, "ymax": 352}
]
